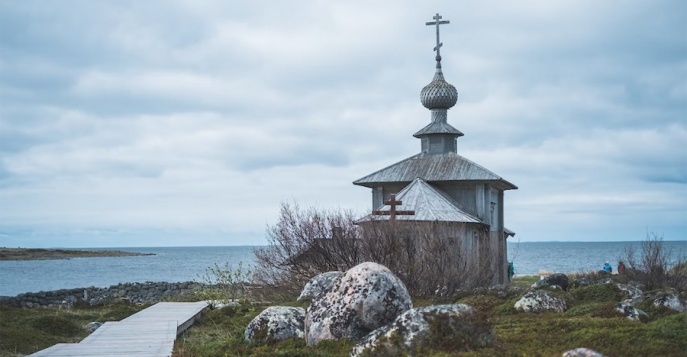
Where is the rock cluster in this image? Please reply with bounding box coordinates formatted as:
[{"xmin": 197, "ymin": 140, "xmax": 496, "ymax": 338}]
[
  {"xmin": 351, "ymin": 304, "xmax": 494, "ymax": 357},
  {"xmin": 523, "ymin": 273, "xmax": 687, "ymax": 320},
  {"xmin": 244, "ymin": 262, "xmax": 496, "ymax": 356},
  {"xmin": 0, "ymin": 281, "xmax": 203, "ymax": 308},
  {"xmin": 245, "ymin": 266, "xmax": 686, "ymax": 355}
]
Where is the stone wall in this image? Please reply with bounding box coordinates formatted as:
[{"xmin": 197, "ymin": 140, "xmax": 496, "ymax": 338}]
[{"xmin": 0, "ymin": 281, "xmax": 206, "ymax": 308}]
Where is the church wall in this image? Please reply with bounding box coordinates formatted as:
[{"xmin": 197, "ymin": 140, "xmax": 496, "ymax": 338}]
[
  {"xmin": 358, "ymin": 219, "xmax": 507, "ymax": 285},
  {"xmin": 372, "ymin": 184, "xmax": 410, "ymax": 210},
  {"xmin": 498, "ymin": 190, "xmax": 508, "ymax": 284},
  {"xmin": 489, "ymin": 188, "xmax": 499, "ymax": 232},
  {"xmin": 372, "ymin": 187, "xmax": 383, "ymax": 210},
  {"xmin": 434, "ymin": 183, "xmax": 478, "ymax": 216},
  {"xmin": 475, "ymin": 184, "xmax": 485, "ymax": 221}
]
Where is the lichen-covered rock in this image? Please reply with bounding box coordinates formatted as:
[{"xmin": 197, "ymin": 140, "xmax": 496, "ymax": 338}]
[
  {"xmin": 84, "ymin": 322, "xmax": 103, "ymax": 333},
  {"xmin": 304, "ymin": 262, "xmax": 412, "ymax": 346},
  {"xmin": 562, "ymin": 347, "xmax": 607, "ymax": 357},
  {"xmin": 351, "ymin": 304, "xmax": 493, "ymax": 357},
  {"xmin": 616, "ymin": 283, "xmax": 643, "ymax": 300},
  {"xmin": 244, "ymin": 306, "xmax": 305, "ymax": 342},
  {"xmin": 532, "ymin": 273, "xmax": 569, "ymax": 291},
  {"xmin": 653, "ymin": 292, "xmax": 686, "ymax": 312},
  {"xmin": 297, "ymin": 271, "xmax": 343, "ymax": 302},
  {"xmin": 515, "ymin": 290, "xmax": 567, "ymax": 313},
  {"xmin": 614, "ymin": 302, "xmax": 648, "ymax": 322}
]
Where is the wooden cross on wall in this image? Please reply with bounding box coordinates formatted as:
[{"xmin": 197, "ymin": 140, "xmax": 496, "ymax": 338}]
[{"xmin": 372, "ymin": 194, "xmax": 415, "ymax": 222}]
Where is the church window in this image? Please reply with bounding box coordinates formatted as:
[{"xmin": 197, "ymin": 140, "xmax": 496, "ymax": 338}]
[{"xmin": 490, "ymin": 202, "xmax": 496, "ymax": 226}]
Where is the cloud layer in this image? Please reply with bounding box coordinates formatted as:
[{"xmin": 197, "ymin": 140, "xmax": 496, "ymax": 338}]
[{"xmin": 1, "ymin": 0, "xmax": 685, "ymax": 247}]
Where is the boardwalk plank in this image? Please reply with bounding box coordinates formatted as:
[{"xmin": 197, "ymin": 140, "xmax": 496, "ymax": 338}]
[{"xmin": 29, "ymin": 301, "xmax": 208, "ymax": 357}]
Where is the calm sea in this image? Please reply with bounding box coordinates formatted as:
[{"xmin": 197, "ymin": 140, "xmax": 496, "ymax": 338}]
[{"xmin": 1, "ymin": 241, "xmax": 685, "ymax": 296}]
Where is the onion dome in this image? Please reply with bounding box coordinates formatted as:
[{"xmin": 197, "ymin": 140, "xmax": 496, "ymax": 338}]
[{"xmin": 420, "ymin": 65, "xmax": 458, "ymax": 109}]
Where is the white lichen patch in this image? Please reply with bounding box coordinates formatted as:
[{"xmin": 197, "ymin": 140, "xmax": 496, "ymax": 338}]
[
  {"xmin": 514, "ymin": 290, "xmax": 567, "ymax": 313},
  {"xmin": 245, "ymin": 306, "xmax": 305, "ymax": 342},
  {"xmin": 298, "ymin": 271, "xmax": 343, "ymax": 301}
]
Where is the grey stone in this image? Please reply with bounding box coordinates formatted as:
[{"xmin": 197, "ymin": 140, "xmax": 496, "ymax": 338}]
[
  {"xmin": 531, "ymin": 273, "xmax": 569, "ymax": 291},
  {"xmin": 244, "ymin": 306, "xmax": 305, "ymax": 343},
  {"xmin": 304, "ymin": 262, "xmax": 412, "ymax": 346},
  {"xmin": 351, "ymin": 304, "xmax": 493, "ymax": 357},
  {"xmin": 576, "ymin": 277, "xmax": 591, "ymax": 287},
  {"xmin": 85, "ymin": 322, "xmax": 103, "ymax": 333},
  {"xmin": 515, "ymin": 290, "xmax": 567, "ymax": 313},
  {"xmin": 297, "ymin": 271, "xmax": 342, "ymax": 301},
  {"xmin": 614, "ymin": 302, "xmax": 648, "ymax": 321},
  {"xmin": 562, "ymin": 347, "xmax": 607, "ymax": 357},
  {"xmin": 653, "ymin": 292, "xmax": 686, "ymax": 312},
  {"xmin": 616, "ymin": 283, "xmax": 643, "ymax": 300}
]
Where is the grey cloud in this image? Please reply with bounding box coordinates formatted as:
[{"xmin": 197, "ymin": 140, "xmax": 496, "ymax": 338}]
[{"xmin": 1, "ymin": 0, "xmax": 685, "ymax": 245}]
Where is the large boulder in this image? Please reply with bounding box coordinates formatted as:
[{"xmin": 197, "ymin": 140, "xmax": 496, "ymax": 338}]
[
  {"xmin": 351, "ymin": 304, "xmax": 494, "ymax": 357},
  {"xmin": 515, "ymin": 290, "xmax": 567, "ymax": 313},
  {"xmin": 562, "ymin": 347, "xmax": 607, "ymax": 357},
  {"xmin": 244, "ymin": 306, "xmax": 305, "ymax": 343},
  {"xmin": 531, "ymin": 273, "xmax": 569, "ymax": 291},
  {"xmin": 297, "ymin": 271, "xmax": 343, "ymax": 302},
  {"xmin": 653, "ymin": 292, "xmax": 686, "ymax": 312},
  {"xmin": 304, "ymin": 262, "xmax": 412, "ymax": 346}
]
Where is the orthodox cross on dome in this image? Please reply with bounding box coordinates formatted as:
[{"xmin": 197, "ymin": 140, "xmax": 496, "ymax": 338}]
[
  {"xmin": 426, "ymin": 13, "xmax": 450, "ymax": 65},
  {"xmin": 372, "ymin": 194, "xmax": 415, "ymax": 222}
]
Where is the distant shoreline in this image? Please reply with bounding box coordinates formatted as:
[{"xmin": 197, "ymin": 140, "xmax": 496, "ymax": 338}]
[{"xmin": 0, "ymin": 247, "xmax": 155, "ymax": 261}]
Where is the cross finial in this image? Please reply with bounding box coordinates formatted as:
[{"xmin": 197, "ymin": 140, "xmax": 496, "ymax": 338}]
[
  {"xmin": 372, "ymin": 194, "xmax": 415, "ymax": 222},
  {"xmin": 425, "ymin": 13, "xmax": 450, "ymax": 65}
]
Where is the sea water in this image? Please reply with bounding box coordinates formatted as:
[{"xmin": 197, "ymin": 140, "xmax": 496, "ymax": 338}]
[
  {"xmin": 0, "ymin": 246, "xmax": 255, "ymax": 296},
  {"xmin": 508, "ymin": 240, "xmax": 687, "ymax": 277},
  {"xmin": 1, "ymin": 241, "xmax": 685, "ymax": 296}
]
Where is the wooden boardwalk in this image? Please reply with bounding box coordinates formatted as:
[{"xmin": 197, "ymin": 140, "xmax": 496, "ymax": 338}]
[{"xmin": 30, "ymin": 301, "xmax": 208, "ymax": 357}]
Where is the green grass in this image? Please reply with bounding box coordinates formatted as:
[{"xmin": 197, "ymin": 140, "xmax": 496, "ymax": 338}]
[
  {"xmin": 0, "ymin": 301, "xmax": 146, "ymax": 357},
  {"xmin": 3, "ymin": 276, "xmax": 686, "ymax": 357}
]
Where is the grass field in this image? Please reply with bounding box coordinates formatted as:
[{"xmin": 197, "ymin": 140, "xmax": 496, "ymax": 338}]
[
  {"xmin": 0, "ymin": 301, "xmax": 146, "ymax": 357},
  {"xmin": 2, "ymin": 276, "xmax": 685, "ymax": 357}
]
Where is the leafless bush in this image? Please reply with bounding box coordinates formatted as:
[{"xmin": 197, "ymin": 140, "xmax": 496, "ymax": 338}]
[
  {"xmin": 359, "ymin": 219, "xmax": 495, "ymax": 299},
  {"xmin": 252, "ymin": 202, "xmax": 363, "ymax": 299},
  {"xmin": 252, "ymin": 202, "xmax": 498, "ymax": 300},
  {"xmin": 622, "ymin": 232, "xmax": 687, "ymax": 291}
]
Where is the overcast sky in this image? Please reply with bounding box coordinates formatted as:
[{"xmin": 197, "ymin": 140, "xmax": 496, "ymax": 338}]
[{"xmin": 1, "ymin": 0, "xmax": 685, "ymax": 247}]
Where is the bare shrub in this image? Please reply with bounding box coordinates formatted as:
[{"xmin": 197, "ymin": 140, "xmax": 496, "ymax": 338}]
[
  {"xmin": 622, "ymin": 232, "xmax": 687, "ymax": 291},
  {"xmin": 196, "ymin": 261, "xmax": 252, "ymax": 306},
  {"xmin": 252, "ymin": 202, "xmax": 498, "ymax": 300},
  {"xmin": 252, "ymin": 202, "xmax": 363, "ymax": 299},
  {"xmin": 359, "ymin": 219, "xmax": 495, "ymax": 299}
]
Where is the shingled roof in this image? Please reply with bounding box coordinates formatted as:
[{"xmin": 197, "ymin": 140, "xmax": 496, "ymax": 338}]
[
  {"xmin": 353, "ymin": 152, "xmax": 518, "ymax": 190},
  {"xmin": 357, "ymin": 178, "xmax": 484, "ymax": 224}
]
